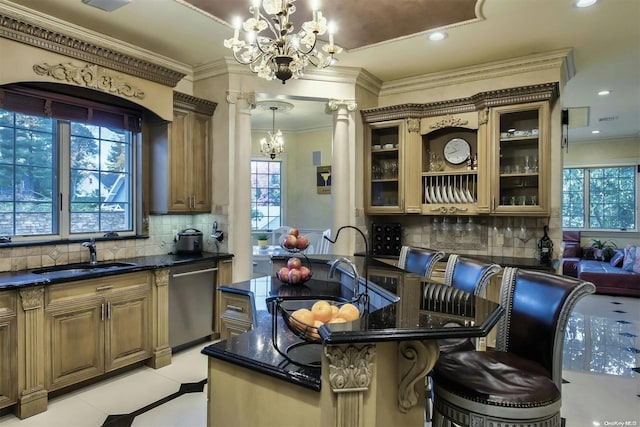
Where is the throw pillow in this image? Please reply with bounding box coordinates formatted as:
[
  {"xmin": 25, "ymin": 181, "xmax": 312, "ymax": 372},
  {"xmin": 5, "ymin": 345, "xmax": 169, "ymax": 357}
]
[
  {"xmin": 622, "ymin": 245, "xmax": 636, "ymax": 271},
  {"xmin": 609, "ymin": 250, "xmax": 625, "ymax": 268},
  {"xmin": 634, "ymin": 246, "xmax": 640, "ymax": 274}
]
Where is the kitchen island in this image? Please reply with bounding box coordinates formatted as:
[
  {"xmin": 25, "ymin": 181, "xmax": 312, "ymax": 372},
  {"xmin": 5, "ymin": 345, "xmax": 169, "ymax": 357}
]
[{"xmin": 202, "ymin": 257, "xmax": 503, "ymax": 427}]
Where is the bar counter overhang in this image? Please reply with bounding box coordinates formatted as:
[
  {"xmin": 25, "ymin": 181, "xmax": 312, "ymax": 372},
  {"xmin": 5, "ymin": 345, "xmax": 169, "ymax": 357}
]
[{"xmin": 202, "ymin": 256, "xmax": 504, "ymax": 427}]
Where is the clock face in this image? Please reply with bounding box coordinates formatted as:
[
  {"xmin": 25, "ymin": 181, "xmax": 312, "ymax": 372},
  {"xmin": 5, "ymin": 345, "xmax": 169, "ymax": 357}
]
[{"xmin": 443, "ymin": 138, "xmax": 471, "ymax": 165}]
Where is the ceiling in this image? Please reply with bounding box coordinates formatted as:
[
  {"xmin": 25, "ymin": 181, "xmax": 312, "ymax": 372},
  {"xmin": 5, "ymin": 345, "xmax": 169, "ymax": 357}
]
[{"xmin": 5, "ymin": 0, "xmax": 639, "ymax": 142}]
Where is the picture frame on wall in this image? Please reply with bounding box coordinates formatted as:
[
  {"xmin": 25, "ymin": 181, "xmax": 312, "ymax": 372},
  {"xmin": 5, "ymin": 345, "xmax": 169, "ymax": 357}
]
[{"xmin": 317, "ymin": 166, "xmax": 331, "ymax": 194}]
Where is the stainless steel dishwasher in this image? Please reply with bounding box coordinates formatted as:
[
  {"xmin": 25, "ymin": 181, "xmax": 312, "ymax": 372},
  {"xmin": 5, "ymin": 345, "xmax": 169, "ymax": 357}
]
[{"xmin": 169, "ymin": 261, "xmax": 218, "ymax": 350}]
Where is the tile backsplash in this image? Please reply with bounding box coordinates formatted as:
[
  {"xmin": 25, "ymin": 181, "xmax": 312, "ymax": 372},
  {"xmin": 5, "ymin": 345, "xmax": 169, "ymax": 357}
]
[{"xmin": 0, "ymin": 213, "xmax": 229, "ymax": 273}]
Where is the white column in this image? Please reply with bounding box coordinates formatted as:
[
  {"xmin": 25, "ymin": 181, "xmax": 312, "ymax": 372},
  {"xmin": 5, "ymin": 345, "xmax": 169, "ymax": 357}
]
[
  {"xmin": 227, "ymin": 91, "xmax": 255, "ymax": 281},
  {"xmin": 327, "ymin": 99, "xmax": 357, "ymax": 256}
]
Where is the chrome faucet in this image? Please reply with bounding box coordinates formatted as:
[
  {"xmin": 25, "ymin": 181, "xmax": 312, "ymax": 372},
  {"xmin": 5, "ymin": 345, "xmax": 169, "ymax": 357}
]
[
  {"xmin": 82, "ymin": 238, "xmax": 97, "ymax": 265},
  {"xmin": 329, "ymin": 257, "xmax": 361, "ymax": 300}
]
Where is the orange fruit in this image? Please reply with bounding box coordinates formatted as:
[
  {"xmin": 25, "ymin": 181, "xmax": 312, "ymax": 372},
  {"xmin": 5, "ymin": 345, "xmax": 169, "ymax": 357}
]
[
  {"xmin": 330, "ymin": 305, "xmax": 340, "ymax": 319},
  {"xmin": 338, "ymin": 303, "xmax": 360, "ymax": 321},
  {"xmin": 311, "ymin": 300, "xmax": 333, "ymax": 323},
  {"xmin": 308, "ymin": 319, "xmax": 324, "ymax": 340},
  {"xmin": 328, "ymin": 317, "xmax": 347, "ymax": 324},
  {"xmin": 291, "ymin": 308, "xmax": 314, "ymax": 332}
]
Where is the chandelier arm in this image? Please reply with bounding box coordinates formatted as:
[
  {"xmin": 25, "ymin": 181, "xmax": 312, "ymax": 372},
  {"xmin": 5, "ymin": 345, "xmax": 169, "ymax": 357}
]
[{"xmin": 231, "ymin": 47, "xmax": 264, "ymax": 66}]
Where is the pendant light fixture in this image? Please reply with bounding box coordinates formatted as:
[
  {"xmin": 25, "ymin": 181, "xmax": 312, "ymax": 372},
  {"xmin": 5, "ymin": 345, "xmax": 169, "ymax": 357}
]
[{"xmin": 257, "ymin": 101, "xmax": 293, "ymax": 159}]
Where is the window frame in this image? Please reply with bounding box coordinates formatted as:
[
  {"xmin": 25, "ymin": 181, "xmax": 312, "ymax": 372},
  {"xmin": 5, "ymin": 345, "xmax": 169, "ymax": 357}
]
[
  {"xmin": 562, "ymin": 164, "xmax": 638, "ymax": 232},
  {"xmin": 0, "ymin": 85, "xmax": 141, "ymax": 242},
  {"xmin": 250, "ymin": 158, "xmax": 284, "ymax": 231}
]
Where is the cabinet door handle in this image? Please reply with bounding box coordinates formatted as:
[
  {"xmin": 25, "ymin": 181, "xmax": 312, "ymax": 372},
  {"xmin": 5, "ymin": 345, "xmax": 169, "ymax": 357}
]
[
  {"xmin": 221, "ymin": 259, "xmax": 233, "ymax": 264},
  {"xmin": 96, "ymin": 285, "xmax": 113, "ymax": 291},
  {"xmin": 101, "ymin": 303, "xmax": 105, "ymax": 321},
  {"xmin": 107, "ymin": 302, "xmax": 111, "ymax": 319},
  {"xmin": 226, "ymin": 304, "xmax": 244, "ymax": 312}
]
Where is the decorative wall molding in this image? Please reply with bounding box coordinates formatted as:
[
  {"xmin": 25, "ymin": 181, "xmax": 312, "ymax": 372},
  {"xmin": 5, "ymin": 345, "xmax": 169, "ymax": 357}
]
[
  {"xmin": 0, "ymin": 10, "xmax": 185, "ymax": 87},
  {"xmin": 429, "ymin": 115, "xmax": 469, "ymax": 130},
  {"xmin": 33, "ymin": 62, "xmax": 145, "ymax": 99}
]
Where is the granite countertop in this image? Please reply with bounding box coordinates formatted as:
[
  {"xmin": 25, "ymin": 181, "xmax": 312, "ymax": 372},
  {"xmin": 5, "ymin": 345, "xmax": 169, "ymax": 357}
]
[
  {"xmin": 357, "ymin": 251, "xmax": 555, "ymax": 271},
  {"xmin": 0, "ymin": 251, "xmax": 234, "ymax": 290},
  {"xmin": 202, "ymin": 256, "xmax": 504, "ymax": 391}
]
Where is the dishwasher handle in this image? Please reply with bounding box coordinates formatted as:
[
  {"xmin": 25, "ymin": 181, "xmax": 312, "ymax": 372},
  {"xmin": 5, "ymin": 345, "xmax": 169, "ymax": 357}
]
[{"xmin": 172, "ymin": 267, "xmax": 218, "ymax": 278}]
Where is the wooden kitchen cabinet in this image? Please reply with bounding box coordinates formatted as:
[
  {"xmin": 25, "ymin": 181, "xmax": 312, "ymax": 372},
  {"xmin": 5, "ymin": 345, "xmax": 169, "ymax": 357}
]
[
  {"xmin": 218, "ymin": 292, "xmax": 253, "ymax": 340},
  {"xmin": 420, "ymin": 111, "xmax": 482, "ymax": 216},
  {"xmin": 0, "ymin": 291, "xmax": 17, "ymax": 410},
  {"xmin": 214, "ymin": 258, "xmax": 233, "ymax": 334},
  {"xmin": 363, "ymin": 118, "xmax": 422, "ymax": 214},
  {"xmin": 44, "ymin": 272, "xmax": 152, "ymax": 390},
  {"xmin": 150, "ymin": 92, "xmax": 217, "ymax": 214},
  {"xmin": 489, "ymin": 101, "xmax": 551, "ymax": 216}
]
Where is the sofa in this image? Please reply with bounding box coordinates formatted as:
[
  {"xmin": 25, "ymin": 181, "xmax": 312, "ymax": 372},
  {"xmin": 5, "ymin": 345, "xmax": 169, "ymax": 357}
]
[{"xmin": 561, "ymin": 231, "xmax": 640, "ymax": 297}]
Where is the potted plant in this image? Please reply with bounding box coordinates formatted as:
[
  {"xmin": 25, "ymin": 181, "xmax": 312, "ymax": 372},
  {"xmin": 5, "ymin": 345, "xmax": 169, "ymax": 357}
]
[
  {"xmin": 590, "ymin": 239, "xmax": 616, "ymax": 261},
  {"xmin": 257, "ymin": 233, "xmax": 269, "ymax": 247}
]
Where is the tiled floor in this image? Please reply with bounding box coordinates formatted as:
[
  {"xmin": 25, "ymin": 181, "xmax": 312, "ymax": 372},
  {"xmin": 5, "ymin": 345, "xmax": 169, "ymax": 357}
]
[{"xmin": 0, "ymin": 294, "xmax": 638, "ymax": 427}]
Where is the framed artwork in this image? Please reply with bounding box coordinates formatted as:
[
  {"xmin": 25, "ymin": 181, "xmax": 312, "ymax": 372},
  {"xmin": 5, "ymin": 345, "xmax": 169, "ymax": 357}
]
[{"xmin": 316, "ymin": 166, "xmax": 331, "ymax": 194}]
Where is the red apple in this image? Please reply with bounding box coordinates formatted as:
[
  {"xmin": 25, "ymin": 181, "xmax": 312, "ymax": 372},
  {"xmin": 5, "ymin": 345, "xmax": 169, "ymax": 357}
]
[
  {"xmin": 277, "ymin": 267, "xmax": 290, "ymax": 282},
  {"xmin": 288, "ymin": 268, "xmax": 301, "ymax": 284},
  {"xmin": 289, "ymin": 228, "xmax": 299, "ymax": 237},
  {"xmin": 299, "ymin": 266, "xmax": 311, "ymax": 281},
  {"xmin": 295, "ymin": 235, "xmax": 309, "ymax": 250},
  {"xmin": 287, "ymin": 257, "xmax": 302, "ymax": 270},
  {"xmin": 282, "ymin": 235, "xmax": 297, "ymax": 249}
]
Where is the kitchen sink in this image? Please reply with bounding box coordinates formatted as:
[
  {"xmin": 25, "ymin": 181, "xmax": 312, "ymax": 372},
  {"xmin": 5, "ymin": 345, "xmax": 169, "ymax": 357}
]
[{"xmin": 32, "ymin": 262, "xmax": 138, "ymax": 275}]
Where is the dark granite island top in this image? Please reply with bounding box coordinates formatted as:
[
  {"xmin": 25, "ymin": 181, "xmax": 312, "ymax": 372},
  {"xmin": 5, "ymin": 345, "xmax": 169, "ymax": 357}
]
[{"xmin": 202, "ymin": 256, "xmax": 503, "ymax": 387}]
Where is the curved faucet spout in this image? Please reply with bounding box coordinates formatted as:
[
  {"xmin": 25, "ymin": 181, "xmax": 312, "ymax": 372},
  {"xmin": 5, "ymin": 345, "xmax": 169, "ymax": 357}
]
[
  {"xmin": 82, "ymin": 238, "xmax": 97, "ymax": 265},
  {"xmin": 329, "ymin": 257, "xmax": 360, "ymax": 300}
]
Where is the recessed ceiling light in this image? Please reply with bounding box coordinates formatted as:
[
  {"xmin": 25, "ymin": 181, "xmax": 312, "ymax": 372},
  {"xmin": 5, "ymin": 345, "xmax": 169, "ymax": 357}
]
[
  {"xmin": 428, "ymin": 32, "xmax": 447, "ymax": 41},
  {"xmin": 573, "ymin": 0, "xmax": 598, "ymax": 8},
  {"xmin": 591, "ymin": 130, "xmax": 601, "ymax": 134},
  {"xmin": 597, "ymin": 90, "xmax": 611, "ymax": 96},
  {"xmin": 82, "ymin": 0, "xmax": 131, "ymax": 12}
]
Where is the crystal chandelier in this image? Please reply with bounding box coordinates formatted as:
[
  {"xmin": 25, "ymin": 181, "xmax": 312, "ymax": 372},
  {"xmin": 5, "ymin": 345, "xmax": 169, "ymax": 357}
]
[
  {"xmin": 258, "ymin": 101, "xmax": 292, "ymax": 159},
  {"xmin": 224, "ymin": 0, "xmax": 342, "ymax": 84}
]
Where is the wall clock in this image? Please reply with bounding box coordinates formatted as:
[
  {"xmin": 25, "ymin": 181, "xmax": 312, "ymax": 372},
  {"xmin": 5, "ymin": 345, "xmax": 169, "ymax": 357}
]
[{"xmin": 443, "ymin": 138, "xmax": 471, "ymax": 165}]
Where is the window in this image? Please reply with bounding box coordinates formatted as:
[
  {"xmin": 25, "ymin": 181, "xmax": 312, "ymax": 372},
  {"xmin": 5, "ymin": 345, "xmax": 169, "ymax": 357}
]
[
  {"xmin": 0, "ymin": 86, "xmax": 139, "ymax": 240},
  {"xmin": 251, "ymin": 160, "xmax": 281, "ymax": 230},
  {"xmin": 562, "ymin": 166, "xmax": 637, "ymax": 230}
]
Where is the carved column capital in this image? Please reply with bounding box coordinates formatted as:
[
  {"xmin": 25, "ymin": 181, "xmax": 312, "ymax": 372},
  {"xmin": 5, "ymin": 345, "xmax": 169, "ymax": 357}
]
[
  {"xmin": 397, "ymin": 340, "xmax": 439, "ymax": 413},
  {"xmin": 324, "ymin": 344, "xmax": 375, "ymax": 392},
  {"xmin": 407, "ymin": 118, "xmax": 421, "ymax": 133},
  {"xmin": 19, "ymin": 288, "xmax": 44, "ymax": 311},
  {"xmin": 154, "ymin": 268, "xmax": 169, "ymax": 287},
  {"xmin": 429, "ymin": 115, "xmax": 469, "ymax": 130},
  {"xmin": 326, "ymin": 99, "xmax": 357, "ymax": 113},
  {"xmin": 226, "ymin": 91, "xmax": 256, "ymax": 109}
]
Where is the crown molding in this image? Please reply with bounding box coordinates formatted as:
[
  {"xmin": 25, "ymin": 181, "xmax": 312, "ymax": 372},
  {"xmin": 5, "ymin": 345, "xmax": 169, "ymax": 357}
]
[
  {"xmin": 361, "ymin": 82, "xmax": 559, "ymax": 123},
  {"xmin": 380, "ymin": 48, "xmax": 573, "ymax": 97},
  {"xmin": 173, "ymin": 91, "xmax": 217, "ymax": 116},
  {"xmin": 0, "ymin": 2, "xmax": 187, "ymax": 87}
]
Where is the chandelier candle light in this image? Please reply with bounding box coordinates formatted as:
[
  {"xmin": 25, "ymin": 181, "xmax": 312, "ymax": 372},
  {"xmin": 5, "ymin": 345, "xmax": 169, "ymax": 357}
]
[{"xmin": 224, "ymin": 0, "xmax": 342, "ymax": 84}]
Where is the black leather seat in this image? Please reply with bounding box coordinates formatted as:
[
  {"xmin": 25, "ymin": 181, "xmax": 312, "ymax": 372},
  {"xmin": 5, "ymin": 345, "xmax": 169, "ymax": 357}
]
[
  {"xmin": 431, "ymin": 267, "xmax": 595, "ymax": 427},
  {"xmin": 397, "ymin": 245, "xmax": 444, "ymax": 278}
]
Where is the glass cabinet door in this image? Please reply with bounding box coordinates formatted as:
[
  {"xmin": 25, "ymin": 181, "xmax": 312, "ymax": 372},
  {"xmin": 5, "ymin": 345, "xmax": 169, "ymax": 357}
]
[
  {"xmin": 365, "ymin": 120, "xmax": 404, "ymax": 213},
  {"xmin": 491, "ymin": 101, "xmax": 549, "ymax": 215}
]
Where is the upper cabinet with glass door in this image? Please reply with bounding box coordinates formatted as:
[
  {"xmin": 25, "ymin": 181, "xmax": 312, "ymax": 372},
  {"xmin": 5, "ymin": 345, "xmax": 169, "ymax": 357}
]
[
  {"xmin": 364, "ymin": 120, "xmax": 405, "ymax": 214},
  {"xmin": 490, "ymin": 101, "xmax": 550, "ymax": 215}
]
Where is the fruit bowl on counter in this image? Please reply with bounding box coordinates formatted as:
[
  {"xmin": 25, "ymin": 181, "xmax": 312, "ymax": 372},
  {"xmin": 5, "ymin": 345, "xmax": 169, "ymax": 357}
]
[
  {"xmin": 275, "ymin": 255, "xmax": 312, "ymax": 284},
  {"xmin": 280, "ymin": 298, "xmax": 361, "ymax": 343},
  {"xmin": 280, "ymin": 227, "xmax": 310, "ymax": 252}
]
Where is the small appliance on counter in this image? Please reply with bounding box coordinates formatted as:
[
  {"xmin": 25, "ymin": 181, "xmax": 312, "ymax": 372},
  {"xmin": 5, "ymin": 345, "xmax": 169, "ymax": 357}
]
[{"xmin": 175, "ymin": 228, "xmax": 203, "ymax": 254}]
